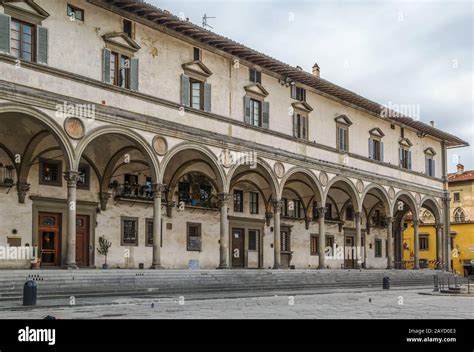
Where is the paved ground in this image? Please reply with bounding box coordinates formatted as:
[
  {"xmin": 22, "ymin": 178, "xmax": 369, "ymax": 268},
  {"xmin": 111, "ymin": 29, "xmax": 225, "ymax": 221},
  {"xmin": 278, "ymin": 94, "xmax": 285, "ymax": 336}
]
[{"xmin": 0, "ymin": 288, "xmax": 472, "ymax": 319}]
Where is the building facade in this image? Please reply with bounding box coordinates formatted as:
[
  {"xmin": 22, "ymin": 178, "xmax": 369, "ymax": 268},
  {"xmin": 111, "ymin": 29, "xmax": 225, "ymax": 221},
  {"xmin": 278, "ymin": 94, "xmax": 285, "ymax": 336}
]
[
  {"xmin": 0, "ymin": 0, "xmax": 468, "ymax": 270},
  {"xmin": 403, "ymin": 164, "xmax": 474, "ymax": 276}
]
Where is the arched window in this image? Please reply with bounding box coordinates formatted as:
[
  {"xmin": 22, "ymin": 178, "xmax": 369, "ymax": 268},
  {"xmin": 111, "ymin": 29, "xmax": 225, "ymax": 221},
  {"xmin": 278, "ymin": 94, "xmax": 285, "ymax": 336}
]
[{"xmin": 453, "ymin": 208, "xmax": 466, "ymax": 223}]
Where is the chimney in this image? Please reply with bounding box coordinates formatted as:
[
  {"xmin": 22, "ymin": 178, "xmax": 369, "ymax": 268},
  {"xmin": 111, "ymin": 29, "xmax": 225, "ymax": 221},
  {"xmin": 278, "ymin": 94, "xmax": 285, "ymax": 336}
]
[
  {"xmin": 457, "ymin": 163, "xmax": 464, "ymax": 175},
  {"xmin": 430, "ymin": 121, "xmax": 435, "ymax": 127},
  {"xmin": 312, "ymin": 63, "xmax": 320, "ymax": 78}
]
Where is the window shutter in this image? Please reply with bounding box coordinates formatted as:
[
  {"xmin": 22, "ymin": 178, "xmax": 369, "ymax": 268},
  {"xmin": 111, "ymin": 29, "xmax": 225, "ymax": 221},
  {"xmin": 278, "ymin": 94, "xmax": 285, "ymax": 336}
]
[
  {"xmin": 244, "ymin": 96, "xmax": 251, "ymax": 124},
  {"xmin": 408, "ymin": 151, "xmax": 412, "ymax": 170},
  {"xmin": 304, "ymin": 115, "xmax": 308, "ymax": 140},
  {"xmin": 203, "ymin": 82, "xmax": 211, "ymax": 112},
  {"xmin": 432, "ymin": 159, "xmax": 436, "ymax": 177},
  {"xmin": 368, "ymin": 138, "xmax": 373, "ymax": 159},
  {"xmin": 180, "ymin": 74, "xmax": 190, "ymax": 106},
  {"xmin": 249, "ymin": 69, "xmax": 254, "ymax": 82},
  {"xmin": 256, "ymin": 71, "xmax": 261, "ymax": 84},
  {"xmin": 380, "ymin": 142, "xmax": 384, "ymax": 162},
  {"xmin": 102, "ymin": 48, "xmax": 111, "ymax": 83},
  {"xmin": 130, "ymin": 58, "xmax": 139, "ymax": 91},
  {"xmin": 293, "ymin": 113, "xmax": 298, "ymax": 137},
  {"xmin": 291, "ymin": 85, "xmax": 296, "ymax": 99},
  {"xmin": 36, "ymin": 26, "xmax": 48, "ymax": 64},
  {"xmin": 262, "ymin": 101, "xmax": 270, "ymax": 129},
  {"xmin": 425, "ymin": 158, "xmax": 429, "ymax": 175},
  {"xmin": 399, "ymin": 148, "xmax": 403, "ymax": 166},
  {"xmin": 0, "ymin": 14, "xmax": 10, "ymax": 54}
]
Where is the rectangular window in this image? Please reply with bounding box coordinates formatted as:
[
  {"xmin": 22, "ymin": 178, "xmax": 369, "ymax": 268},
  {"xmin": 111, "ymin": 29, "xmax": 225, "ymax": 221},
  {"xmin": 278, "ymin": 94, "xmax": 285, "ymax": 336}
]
[
  {"xmin": 290, "ymin": 199, "xmax": 302, "ymax": 218},
  {"xmin": 338, "ymin": 126, "xmax": 348, "ymax": 152},
  {"xmin": 419, "ymin": 236, "xmax": 429, "ymax": 250},
  {"xmin": 281, "ymin": 230, "xmax": 290, "ymax": 252},
  {"xmin": 146, "ymin": 219, "xmax": 153, "ymax": 246},
  {"xmin": 249, "ymin": 68, "xmax": 262, "ymax": 83},
  {"xmin": 123, "ymin": 19, "xmax": 133, "ymax": 38},
  {"xmin": 345, "ymin": 206, "xmax": 354, "ymax": 221},
  {"xmin": 282, "ymin": 198, "xmax": 288, "ymax": 217},
  {"xmin": 295, "ymin": 113, "xmax": 308, "ymax": 139},
  {"xmin": 375, "ymin": 239, "xmax": 382, "ymax": 257},
  {"xmin": 310, "ymin": 234, "xmax": 318, "ymax": 255},
  {"xmin": 453, "ymin": 192, "xmax": 460, "ymax": 203},
  {"xmin": 190, "ymin": 79, "xmax": 204, "ymax": 110},
  {"xmin": 248, "ymin": 230, "xmax": 259, "ymax": 251},
  {"xmin": 10, "ymin": 19, "xmax": 35, "ymax": 62},
  {"xmin": 426, "ymin": 157, "xmax": 435, "ymax": 177},
  {"xmin": 193, "ymin": 47, "xmax": 201, "ymax": 61},
  {"xmin": 325, "ymin": 235, "xmax": 334, "ymax": 250},
  {"xmin": 121, "ymin": 217, "xmax": 138, "ymax": 246},
  {"xmin": 67, "ymin": 4, "xmax": 84, "ymax": 21},
  {"xmin": 400, "ymin": 148, "xmax": 411, "ymax": 169},
  {"xmin": 292, "ymin": 86, "xmax": 306, "ymax": 101},
  {"xmin": 39, "ymin": 158, "xmax": 62, "ymax": 186},
  {"xmin": 249, "ymin": 192, "xmax": 259, "ymax": 214},
  {"xmin": 250, "ymin": 99, "xmax": 261, "ymax": 127},
  {"xmin": 187, "ymin": 222, "xmax": 201, "ymax": 251},
  {"xmin": 369, "ymin": 138, "xmax": 382, "ymax": 161},
  {"xmin": 233, "ymin": 190, "xmax": 243, "ymax": 212},
  {"xmin": 77, "ymin": 164, "xmax": 90, "ymax": 190},
  {"xmin": 109, "ymin": 52, "xmax": 130, "ymax": 88},
  {"xmin": 325, "ymin": 203, "xmax": 333, "ymax": 221}
]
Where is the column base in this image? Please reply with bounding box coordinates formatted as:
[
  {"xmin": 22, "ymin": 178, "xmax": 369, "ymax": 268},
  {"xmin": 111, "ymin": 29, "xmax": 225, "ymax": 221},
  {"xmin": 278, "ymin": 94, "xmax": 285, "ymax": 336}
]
[
  {"xmin": 150, "ymin": 264, "xmax": 162, "ymax": 269},
  {"xmin": 413, "ymin": 266, "xmax": 420, "ymax": 270},
  {"xmin": 386, "ymin": 265, "xmax": 393, "ymax": 269},
  {"xmin": 64, "ymin": 263, "xmax": 78, "ymax": 269},
  {"xmin": 272, "ymin": 265, "xmax": 281, "ymax": 269},
  {"xmin": 318, "ymin": 265, "xmax": 325, "ymax": 269},
  {"xmin": 217, "ymin": 265, "xmax": 229, "ymax": 269}
]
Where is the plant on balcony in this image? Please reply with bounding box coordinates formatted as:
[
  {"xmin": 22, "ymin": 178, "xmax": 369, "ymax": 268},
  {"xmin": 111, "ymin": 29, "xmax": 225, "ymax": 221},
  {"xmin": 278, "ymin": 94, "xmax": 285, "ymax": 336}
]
[
  {"xmin": 109, "ymin": 180, "xmax": 119, "ymax": 190},
  {"xmin": 97, "ymin": 236, "xmax": 112, "ymax": 269},
  {"xmin": 3, "ymin": 178, "xmax": 13, "ymax": 185}
]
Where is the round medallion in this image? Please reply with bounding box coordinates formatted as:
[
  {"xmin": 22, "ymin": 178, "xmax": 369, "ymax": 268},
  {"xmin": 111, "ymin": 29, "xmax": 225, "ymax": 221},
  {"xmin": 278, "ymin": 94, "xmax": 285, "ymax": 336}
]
[
  {"xmin": 388, "ymin": 187, "xmax": 395, "ymax": 200},
  {"xmin": 274, "ymin": 162, "xmax": 285, "ymax": 178},
  {"xmin": 415, "ymin": 193, "xmax": 422, "ymax": 205},
  {"xmin": 356, "ymin": 180, "xmax": 364, "ymax": 194},
  {"xmin": 152, "ymin": 136, "xmax": 168, "ymax": 156},
  {"xmin": 218, "ymin": 149, "xmax": 233, "ymax": 168},
  {"xmin": 64, "ymin": 117, "xmax": 85, "ymax": 139},
  {"xmin": 319, "ymin": 171, "xmax": 328, "ymax": 186}
]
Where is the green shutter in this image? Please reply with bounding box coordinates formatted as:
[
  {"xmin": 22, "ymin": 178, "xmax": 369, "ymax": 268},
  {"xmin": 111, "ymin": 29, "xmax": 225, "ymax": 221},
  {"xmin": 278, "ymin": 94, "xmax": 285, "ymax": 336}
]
[
  {"xmin": 368, "ymin": 138, "xmax": 373, "ymax": 159},
  {"xmin": 262, "ymin": 101, "xmax": 270, "ymax": 129},
  {"xmin": 304, "ymin": 115, "xmax": 308, "ymax": 139},
  {"xmin": 102, "ymin": 48, "xmax": 111, "ymax": 83},
  {"xmin": 180, "ymin": 74, "xmax": 190, "ymax": 106},
  {"xmin": 0, "ymin": 14, "xmax": 10, "ymax": 54},
  {"xmin": 36, "ymin": 26, "xmax": 48, "ymax": 64},
  {"xmin": 408, "ymin": 151, "xmax": 412, "ymax": 170},
  {"xmin": 203, "ymin": 82, "xmax": 211, "ymax": 112},
  {"xmin": 293, "ymin": 113, "xmax": 298, "ymax": 137},
  {"xmin": 130, "ymin": 58, "xmax": 139, "ymax": 91},
  {"xmin": 244, "ymin": 96, "xmax": 251, "ymax": 124},
  {"xmin": 380, "ymin": 142, "xmax": 384, "ymax": 162},
  {"xmin": 291, "ymin": 85, "xmax": 296, "ymax": 99}
]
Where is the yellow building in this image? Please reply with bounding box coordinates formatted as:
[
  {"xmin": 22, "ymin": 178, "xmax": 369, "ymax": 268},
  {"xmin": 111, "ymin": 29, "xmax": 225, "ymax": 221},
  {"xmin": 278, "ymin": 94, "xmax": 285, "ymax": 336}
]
[{"xmin": 403, "ymin": 164, "xmax": 474, "ymax": 275}]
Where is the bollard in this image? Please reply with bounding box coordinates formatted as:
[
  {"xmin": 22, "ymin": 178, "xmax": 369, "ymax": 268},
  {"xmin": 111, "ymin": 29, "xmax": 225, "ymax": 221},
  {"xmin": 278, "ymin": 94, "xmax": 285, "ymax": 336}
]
[
  {"xmin": 23, "ymin": 280, "xmax": 37, "ymax": 306},
  {"xmin": 383, "ymin": 276, "xmax": 390, "ymax": 290},
  {"xmin": 433, "ymin": 275, "xmax": 439, "ymax": 292}
]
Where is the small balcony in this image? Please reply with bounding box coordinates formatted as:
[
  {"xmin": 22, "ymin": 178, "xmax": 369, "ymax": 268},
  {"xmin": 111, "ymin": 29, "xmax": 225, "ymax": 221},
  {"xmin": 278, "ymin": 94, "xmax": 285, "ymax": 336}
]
[
  {"xmin": 0, "ymin": 163, "xmax": 14, "ymax": 187},
  {"xmin": 113, "ymin": 183, "xmax": 157, "ymax": 202}
]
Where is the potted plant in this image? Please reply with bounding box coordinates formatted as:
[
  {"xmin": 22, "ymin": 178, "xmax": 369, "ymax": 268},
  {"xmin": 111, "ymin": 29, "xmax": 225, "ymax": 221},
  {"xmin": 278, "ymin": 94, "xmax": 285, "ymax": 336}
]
[
  {"xmin": 109, "ymin": 180, "xmax": 119, "ymax": 190},
  {"xmin": 97, "ymin": 236, "xmax": 112, "ymax": 269},
  {"xmin": 3, "ymin": 177, "xmax": 13, "ymax": 185}
]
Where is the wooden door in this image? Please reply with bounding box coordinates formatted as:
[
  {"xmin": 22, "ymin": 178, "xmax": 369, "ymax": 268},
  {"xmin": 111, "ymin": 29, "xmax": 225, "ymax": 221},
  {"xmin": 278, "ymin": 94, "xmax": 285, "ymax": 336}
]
[
  {"xmin": 75, "ymin": 215, "xmax": 90, "ymax": 267},
  {"xmin": 344, "ymin": 235, "xmax": 355, "ymax": 269},
  {"xmin": 38, "ymin": 213, "xmax": 61, "ymax": 266},
  {"xmin": 231, "ymin": 228, "xmax": 245, "ymax": 268}
]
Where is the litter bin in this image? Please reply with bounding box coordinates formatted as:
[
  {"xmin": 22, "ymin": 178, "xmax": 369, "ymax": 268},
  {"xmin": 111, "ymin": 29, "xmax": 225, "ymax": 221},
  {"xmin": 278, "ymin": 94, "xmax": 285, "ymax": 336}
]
[
  {"xmin": 383, "ymin": 276, "xmax": 390, "ymax": 290},
  {"xmin": 23, "ymin": 280, "xmax": 37, "ymax": 306}
]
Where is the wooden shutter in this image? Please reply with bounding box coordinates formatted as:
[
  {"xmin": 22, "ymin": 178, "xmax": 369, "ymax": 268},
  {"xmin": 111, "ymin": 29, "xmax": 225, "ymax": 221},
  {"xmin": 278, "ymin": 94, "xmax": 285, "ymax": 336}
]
[
  {"xmin": 425, "ymin": 158, "xmax": 429, "ymax": 175},
  {"xmin": 0, "ymin": 14, "xmax": 10, "ymax": 54},
  {"xmin": 408, "ymin": 151, "xmax": 412, "ymax": 169},
  {"xmin": 368, "ymin": 138, "xmax": 373, "ymax": 159},
  {"xmin": 180, "ymin": 74, "xmax": 190, "ymax": 106},
  {"xmin": 130, "ymin": 58, "xmax": 139, "ymax": 91},
  {"xmin": 102, "ymin": 48, "xmax": 111, "ymax": 83},
  {"xmin": 293, "ymin": 113, "xmax": 298, "ymax": 137},
  {"xmin": 380, "ymin": 142, "xmax": 384, "ymax": 162},
  {"xmin": 432, "ymin": 159, "xmax": 436, "ymax": 176},
  {"xmin": 256, "ymin": 71, "xmax": 261, "ymax": 84},
  {"xmin": 262, "ymin": 101, "xmax": 270, "ymax": 129},
  {"xmin": 244, "ymin": 96, "xmax": 251, "ymax": 124},
  {"xmin": 399, "ymin": 148, "xmax": 403, "ymax": 167},
  {"xmin": 304, "ymin": 115, "xmax": 308, "ymax": 139},
  {"xmin": 291, "ymin": 85, "xmax": 296, "ymax": 99},
  {"xmin": 36, "ymin": 26, "xmax": 48, "ymax": 64},
  {"xmin": 203, "ymin": 82, "xmax": 211, "ymax": 112}
]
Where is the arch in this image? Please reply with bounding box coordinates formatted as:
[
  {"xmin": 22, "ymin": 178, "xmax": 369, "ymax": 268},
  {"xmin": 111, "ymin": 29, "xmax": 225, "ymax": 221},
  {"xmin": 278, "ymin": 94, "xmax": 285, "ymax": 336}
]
[
  {"xmin": 278, "ymin": 167, "xmax": 323, "ymax": 204},
  {"xmin": 360, "ymin": 183, "xmax": 391, "ymax": 215},
  {"xmin": 75, "ymin": 125, "xmax": 160, "ymax": 181},
  {"xmin": 420, "ymin": 196, "xmax": 442, "ymax": 223},
  {"xmin": 324, "ymin": 176, "xmax": 361, "ymax": 211},
  {"xmin": 391, "ymin": 190, "xmax": 419, "ymax": 220},
  {"xmin": 0, "ymin": 103, "xmax": 75, "ymax": 171},
  {"xmin": 230, "ymin": 178, "xmax": 270, "ymax": 211}
]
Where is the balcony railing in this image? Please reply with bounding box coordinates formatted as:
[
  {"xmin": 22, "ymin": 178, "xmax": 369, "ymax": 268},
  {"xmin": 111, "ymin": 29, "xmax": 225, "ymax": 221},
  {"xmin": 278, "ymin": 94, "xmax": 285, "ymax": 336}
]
[
  {"xmin": 0, "ymin": 163, "xmax": 14, "ymax": 187},
  {"xmin": 114, "ymin": 183, "xmax": 156, "ymax": 202}
]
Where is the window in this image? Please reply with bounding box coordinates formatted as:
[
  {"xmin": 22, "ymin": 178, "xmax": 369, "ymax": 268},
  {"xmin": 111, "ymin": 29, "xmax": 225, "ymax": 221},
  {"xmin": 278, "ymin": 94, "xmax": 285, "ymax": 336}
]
[
  {"xmin": 250, "ymin": 192, "xmax": 259, "ymax": 214},
  {"xmin": 325, "ymin": 235, "xmax": 334, "ymax": 250},
  {"xmin": 193, "ymin": 47, "xmax": 201, "ymax": 61},
  {"xmin": 345, "ymin": 205, "xmax": 354, "ymax": 221},
  {"xmin": 290, "ymin": 199, "xmax": 302, "ymax": 218},
  {"xmin": 250, "ymin": 99, "xmax": 262, "ymax": 127},
  {"xmin": 187, "ymin": 222, "xmax": 201, "ymax": 251},
  {"xmin": 77, "ymin": 164, "xmax": 90, "ymax": 190},
  {"xmin": 375, "ymin": 239, "xmax": 382, "ymax": 257},
  {"xmin": 399, "ymin": 148, "xmax": 411, "ymax": 169},
  {"xmin": 121, "ymin": 217, "xmax": 138, "ymax": 246},
  {"xmin": 291, "ymin": 86, "xmax": 306, "ymax": 101},
  {"xmin": 233, "ymin": 190, "xmax": 243, "ymax": 212},
  {"xmin": 453, "ymin": 192, "xmax": 460, "ymax": 203},
  {"xmin": 281, "ymin": 229, "xmax": 290, "ymax": 252},
  {"xmin": 249, "ymin": 68, "xmax": 261, "ymax": 83},
  {"xmin": 10, "ymin": 19, "xmax": 35, "ymax": 62},
  {"xmin": 190, "ymin": 79, "xmax": 204, "ymax": 110},
  {"xmin": 67, "ymin": 4, "xmax": 84, "ymax": 21},
  {"xmin": 294, "ymin": 113, "xmax": 308, "ymax": 139},
  {"xmin": 419, "ymin": 235, "xmax": 429, "ymax": 251},
  {"xmin": 337, "ymin": 126, "xmax": 349, "ymax": 152},
  {"xmin": 325, "ymin": 203, "xmax": 333, "ymax": 221},
  {"xmin": 426, "ymin": 157, "xmax": 435, "ymax": 176},
  {"xmin": 146, "ymin": 219, "xmax": 153, "ymax": 246},
  {"xmin": 248, "ymin": 230, "xmax": 259, "ymax": 251},
  {"xmin": 123, "ymin": 19, "xmax": 133, "ymax": 38},
  {"xmin": 453, "ymin": 208, "xmax": 465, "ymax": 223},
  {"xmin": 310, "ymin": 234, "xmax": 318, "ymax": 255},
  {"xmin": 368, "ymin": 138, "xmax": 383, "ymax": 161},
  {"xmin": 109, "ymin": 52, "xmax": 130, "ymax": 88},
  {"xmin": 39, "ymin": 158, "xmax": 62, "ymax": 186},
  {"xmin": 312, "ymin": 201, "xmax": 319, "ymax": 219}
]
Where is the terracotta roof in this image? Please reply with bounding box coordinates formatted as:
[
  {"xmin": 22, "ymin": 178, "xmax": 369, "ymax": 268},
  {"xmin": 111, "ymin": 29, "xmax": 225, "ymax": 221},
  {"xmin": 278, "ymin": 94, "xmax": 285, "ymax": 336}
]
[
  {"xmin": 101, "ymin": 0, "xmax": 469, "ymax": 148},
  {"xmin": 448, "ymin": 170, "xmax": 474, "ymax": 183}
]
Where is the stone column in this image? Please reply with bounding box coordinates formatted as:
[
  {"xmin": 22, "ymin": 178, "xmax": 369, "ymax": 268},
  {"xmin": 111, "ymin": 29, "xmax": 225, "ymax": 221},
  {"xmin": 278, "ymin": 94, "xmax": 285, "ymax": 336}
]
[
  {"xmin": 386, "ymin": 216, "xmax": 393, "ymax": 269},
  {"xmin": 64, "ymin": 171, "xmax": 80, "ymax": 269},
  {"xmin": 272, "ymin": 199, "xmax": 283, "ymax": 269},
  {"xmin": 218, "ymin": 192, "xmax": 231, "ymax": 269},
  {"xmin": 413, "ymin": 219, "xmax": 420, "ymax": 269},
  {"xmin": 354, "ymin": 212, "xmax": 362, "ymax": 269},
  {"xmin": 317, "ymin": 207, "xmax": 327, "ymax": 269},
  {"xmin": 435, "ymin": 223, "xmax": 443, "ymax": 269},
  {"xmin": 151, "ymin": 183, "xmax": 165, "ymax": 269}
]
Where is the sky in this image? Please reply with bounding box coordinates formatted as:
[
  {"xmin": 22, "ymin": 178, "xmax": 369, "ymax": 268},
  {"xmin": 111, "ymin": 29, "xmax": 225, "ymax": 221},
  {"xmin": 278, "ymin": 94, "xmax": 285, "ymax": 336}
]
[{"xmin": 149, "ymin": 0, "xmax": 473, "ymax": 173}]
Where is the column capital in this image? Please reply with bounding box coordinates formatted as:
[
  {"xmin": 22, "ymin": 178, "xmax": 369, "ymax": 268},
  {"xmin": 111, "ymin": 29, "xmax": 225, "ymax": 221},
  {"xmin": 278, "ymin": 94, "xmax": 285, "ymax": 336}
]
[
  {"xmin": 16, "ymin": 182, "xmax": 30, "ymax": 204},
  {"xmin": 316, "ymin": 206, "xmax": 327, "ymax": 219},
  {"xmin": 63, "ymin": 171, "xmax": 80, "ymax": 188},
  {"xmin": 272, "ymin": 199, "xmax": 284, "ymax": 213},
  {"xmin": 152, "ymin": 183, "xmax": 166, "ymax": 198},
  {"xmin": 412, "ymin": 219, "xmax": 419, "ymax": 227},
  {"xmin": 217, "ymin": 192, "xmax": 232, "ymax": 207},
  {"xmin": 354, "ymin": 211, "xmax": 362, "ymax": 221},
  {"xmin": 98, "ymin": 192, "xmax": 111, "ymax": 211},
  {"xmin": 434, "ymin": 223, "xmax": 443, "ymax": 230}
]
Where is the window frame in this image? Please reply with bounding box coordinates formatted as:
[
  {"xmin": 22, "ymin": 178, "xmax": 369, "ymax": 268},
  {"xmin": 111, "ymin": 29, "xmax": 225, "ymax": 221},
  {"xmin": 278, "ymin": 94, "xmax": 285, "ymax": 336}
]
[
  {"xmin": 250, "ymin": 98, "xmax": 262, "ymax": 127},
  {"xmin": 295, "ymin": 113, "xmax": 308, "ymax": 140},
  {"xmin": 39, "ymin": 158, "xmax": 62, "ymax": 187},
  {"xmin": 248, "ymin": 229, "xmax": 259, "ymax": 251},
  {"xmin": 67, "ymin": 4, "xmax": 84, "ymax": 22},
  {"xmin": 77, "ymin": 163, "xmax": 90, "ymax": 190},
  {"xmin": 337, "ymin": 125, "xmax": 349, "ymax": 152},
  {"xmin": 249, "ymin": 191, "xmax": 259, "ymax": 214},
  {"xmin": 233, "ymin": 190, "xmax": 244, "ymax": 213},
  {"xmin": 374, "ymin": 238, "xmax": 382, "ymax": 257},
  {"xmin": 419, "ymin": 235, "xmax": 429, "ymax": 251},
  {"xmin": 249, "ymin": 68, "xmax": 262, "ymax": 84},
  {"xmin": 186, "ymin": 222, "xmax": 202, "ymax": 252},
  {"xmin": 190, "ymin": 78, "xmax": 204, "ymax": 110},
  {"xmin": 10, "ymin": 18, "xmax": 35, "ymax": 62},
  {"xmin": 193, "ymin": 47, "xmax": 201, "ymax": 61},
  {"xmin": 109, "ymin": 51, "xmax": 131, "ymax": 89},
  {"xmin": 453, "ymin": 192, "xmax": 460, "ymax": 203},
  {"xmin": 281, "ymin": 229, "xmax": 291, "ymax": 252},
  {"xmin": 310, "ymin": 234, "xmax": 318, "ymax": 255},
  {"xmin": 121, "ymin": 216, "xmax": 139, "ymax": 246}
]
